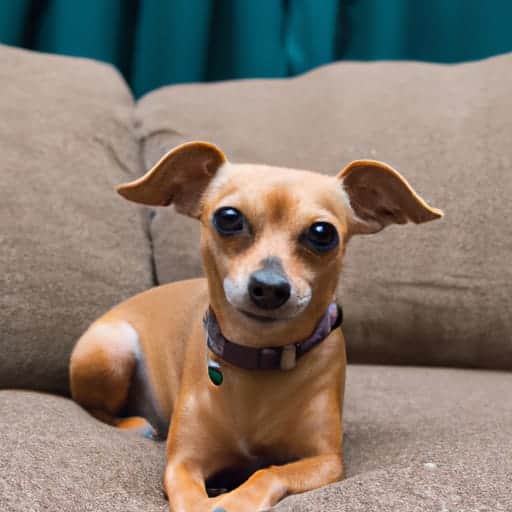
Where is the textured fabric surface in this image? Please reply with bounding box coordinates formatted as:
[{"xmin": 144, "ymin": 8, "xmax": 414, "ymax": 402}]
[
  {"xmin": 0, "ymin": 45, "xmax": 152, "ymax": 394},
  {"xmin": 0, "ymin": 390, "xmax": 166, "ymax": 512},
  {"xmin": 137, "ymin": 53, "xmax": 512, "ymax": 370},
  {"xmin": 1, "ymin": 366, "xmax": 510, "ymax": 511}
]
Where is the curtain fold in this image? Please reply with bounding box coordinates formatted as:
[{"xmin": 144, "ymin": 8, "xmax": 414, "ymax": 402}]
[
  {"xmin": 342, "ymin": 0, "xmax": 512, "ymax": 62},
  {"xmin": 1, "ymin": 0, "xmax": 511, "ymax": 97},
  {"xmin": 132, "ymin": 0, "xmax": 215, "ymax": 93},
  {"xmin": 0, "ymin": 0, "xmax": 32, "ymax": 45},
  {"xmin": 286, "ymin": 0, "xmax": 341, "ymax": 75},
  {"xmin": 205, "ymin": 0, "xmax": 288, "ymax": 82}
]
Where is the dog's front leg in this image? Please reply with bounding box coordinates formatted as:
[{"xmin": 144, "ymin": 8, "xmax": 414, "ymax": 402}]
[
  {"xmin": 164, "ymin": 460, "xmax": 214, "ymax": 512},
  {"xmin": 211, "ymin": 453, "xmax": 343, "ymax": 512}
]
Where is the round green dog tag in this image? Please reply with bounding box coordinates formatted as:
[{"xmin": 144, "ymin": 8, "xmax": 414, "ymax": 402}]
[{"xmin": 207, "ymin": 360, "xmax": 223, "ymax": 386}]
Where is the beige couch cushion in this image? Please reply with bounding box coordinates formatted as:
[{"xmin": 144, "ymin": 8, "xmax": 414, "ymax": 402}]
[
  {"xmin": 1, "ymin": 366, "xmax": 510, "ymax": 511},
  {"xmin": 0, "ymin": 45, "xmax": 152, "ymax": 394},
  {"xmin": 137, "ymin": 53, "xmax": 512, "ymax": 370}
]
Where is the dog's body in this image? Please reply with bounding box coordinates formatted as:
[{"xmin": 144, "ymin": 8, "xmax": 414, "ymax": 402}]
[{"xmin": 70, "ymin": 142, "xmax": 441, "ymax": 511}]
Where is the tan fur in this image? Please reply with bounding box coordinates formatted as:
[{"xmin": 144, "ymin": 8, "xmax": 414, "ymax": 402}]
[
  {"xmin": 70, "ymin": 142, "xmax": 442, "ymax": 512},
  {"xmin": 70, "ymin": 321, "xmax": 139, "ymax": 419}
]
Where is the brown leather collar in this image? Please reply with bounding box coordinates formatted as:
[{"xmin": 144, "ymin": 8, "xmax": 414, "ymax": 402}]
[{"xmin": 203, "ymin": 303, "xmax": 342, "ymax": 371}]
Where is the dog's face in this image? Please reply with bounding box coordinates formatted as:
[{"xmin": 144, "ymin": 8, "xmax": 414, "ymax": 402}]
[
  {"xmin": 117, "ymin": 141, "xmax": 442, "ymax": 337},
  {"xmin": 200, "ymin": 164, "xmax": 350, "ymax": 324}
]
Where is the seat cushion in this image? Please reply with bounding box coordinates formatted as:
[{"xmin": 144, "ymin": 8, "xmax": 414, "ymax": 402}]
[
  {"xmin": 136, "ymin": 53, "xmax": 512, "ymax": 370},
  {"xmin": 0, "ymin": 390, "xmax": 166, "ymax": 512},
  {"xmin": 1, "ymin": 366, "xmax": 510, "ymax": 511},
  {"xmin": 0, "ymin": 45, "xmax": 152, "ymax": 394}
]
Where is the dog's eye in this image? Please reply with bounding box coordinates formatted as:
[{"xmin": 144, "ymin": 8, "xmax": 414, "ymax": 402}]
[
  {"xmin": 213, "ymin": 207, "xmax": 246, "ymax": 236},
  {"xmin": 301, "ymin": 222, "xmax": 339, "ymax": 253}
]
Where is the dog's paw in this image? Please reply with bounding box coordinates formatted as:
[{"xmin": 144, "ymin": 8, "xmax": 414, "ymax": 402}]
[
  {"xmin": 211, "ymin": 496, "xmax": 269, "ymax": 512},
  {"xmin": 117, "ymin": 416, "xmax": 159, "ymax": 440},
  {"xmin": 141, "ymin": 423, "xmax": 158, "ymax": 440}
]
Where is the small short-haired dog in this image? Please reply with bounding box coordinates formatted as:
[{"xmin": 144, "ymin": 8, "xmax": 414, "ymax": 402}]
[{"xmin": 70, "ymin": 142, "xmax": 442, "ymax": 512}]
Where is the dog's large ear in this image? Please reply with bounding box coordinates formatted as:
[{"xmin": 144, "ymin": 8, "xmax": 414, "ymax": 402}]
[
  {"xmin": 338, "ymin": 160, "xmax": 443, "ymax": 234},
  {"xmin": 116, "ymin": 141, "xmax": 227, "ymax": 217}
]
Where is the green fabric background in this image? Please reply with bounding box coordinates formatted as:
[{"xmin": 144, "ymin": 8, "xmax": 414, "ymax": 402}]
[{"xmin": 1, "ymin": 0, "xmax": 511, "ymax": 97}]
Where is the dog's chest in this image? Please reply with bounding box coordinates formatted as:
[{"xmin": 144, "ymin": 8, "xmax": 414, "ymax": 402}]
[{"xmin": 209, "ymin": 364, "xmax": 339, "ymax": 457}]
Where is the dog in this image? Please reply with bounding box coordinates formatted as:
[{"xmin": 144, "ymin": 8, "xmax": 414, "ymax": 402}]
[{"xmin": 70, "ymin": 141, "xmax": 442, "ymax": 512}]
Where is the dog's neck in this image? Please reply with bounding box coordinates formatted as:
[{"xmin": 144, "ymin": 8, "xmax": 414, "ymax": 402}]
[{"xmin": 204, "ymin": 303, "xmax": 342, "ymax": 372}]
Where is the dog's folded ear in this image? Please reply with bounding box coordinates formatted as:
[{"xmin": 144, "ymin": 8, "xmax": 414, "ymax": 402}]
[
  {"xmin": 117, "ymin": 141, "xmax": 227, "ymax": 217},
  {"xmin": 338, "ymin": 160, "xmax": 443, "ymax": 235}
]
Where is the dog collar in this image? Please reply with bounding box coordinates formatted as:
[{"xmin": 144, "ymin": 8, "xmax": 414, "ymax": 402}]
[{"xmin": 203, "ymin": 302, "xmax": 342, "ymax": 376}]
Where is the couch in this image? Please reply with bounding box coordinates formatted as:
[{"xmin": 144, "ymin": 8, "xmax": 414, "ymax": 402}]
[{"xmin": 1, "ymin": 44, "xmax": 510, "ymax": 511}]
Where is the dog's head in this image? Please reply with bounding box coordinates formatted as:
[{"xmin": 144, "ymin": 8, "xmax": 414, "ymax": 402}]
[{"xmin": 118, "ymin": 141, "xmax": 442, "ymax": 342}]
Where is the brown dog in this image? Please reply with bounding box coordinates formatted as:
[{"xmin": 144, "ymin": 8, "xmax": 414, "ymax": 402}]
[{"xmin": 70, "ymin": 141, "xmax": 442, "ymax": 512}]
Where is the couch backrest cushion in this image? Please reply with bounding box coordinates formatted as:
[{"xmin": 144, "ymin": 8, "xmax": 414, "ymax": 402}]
[
  {"xmin": 0, "ymin": 46, "xmax": 153, "ymax": 394},
  {"xmin": 136, "ymin": 54, "xmax": 512, "ymax": 370}
]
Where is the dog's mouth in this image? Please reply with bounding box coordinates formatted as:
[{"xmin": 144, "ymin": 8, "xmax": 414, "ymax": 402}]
[
  {"xmin": 234, "ymin": 300, "xmax": 312, "ymax": 324},
  {"xmin": 237, "ymin": 308, "xmax": 284, "ymax": 323}
]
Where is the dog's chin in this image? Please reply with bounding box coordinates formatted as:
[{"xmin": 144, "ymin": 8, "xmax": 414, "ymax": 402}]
[
  {"xmin": 236, "ymin": 308, "xmax": 287, "ymax": 324},
  {"xmin": 231, "ymin": 301, "xmax": 311, "ymax": 325}
]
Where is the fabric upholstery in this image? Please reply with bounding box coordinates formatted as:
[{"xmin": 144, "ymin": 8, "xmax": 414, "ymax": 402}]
[
  {"xmin": 1, "ymin": 366, "xmax": 510, "ymax": 511},
  {"xmin": 0, "ymin": 45, "xmax": 152, "ymax": 394},
  {"xmin": 137, "ymin": 53, "xmax": 512, "ymax": 370},
  {"xmin": 0, "ymin": 44, "xmax": 510, "ymax": 512}
]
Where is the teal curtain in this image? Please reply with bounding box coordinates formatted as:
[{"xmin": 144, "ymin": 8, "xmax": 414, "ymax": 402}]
[{"xmin": 1, "ymin": 0, "xmax": 512, "ymax": 97}]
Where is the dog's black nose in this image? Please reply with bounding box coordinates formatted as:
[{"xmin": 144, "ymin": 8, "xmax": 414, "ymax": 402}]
[{"xmin": 248, "ymin": 270, "xmax": 291, "ymax": 310}]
